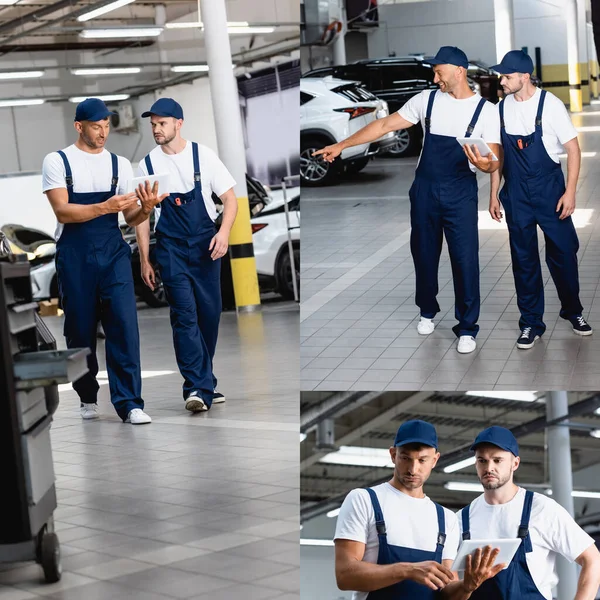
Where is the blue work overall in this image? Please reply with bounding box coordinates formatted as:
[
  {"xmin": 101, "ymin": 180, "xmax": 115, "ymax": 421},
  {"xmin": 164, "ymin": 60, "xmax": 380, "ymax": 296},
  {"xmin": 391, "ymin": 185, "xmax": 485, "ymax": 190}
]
[
  {"xmin": 55, "ymin": 151, "xmax": 144, "ymax": 421},
  {"xmin": 499, "ymin": 90, "xmax": 582, "ymax": 336},
  {"xmin": 144, "ymin": 142, "xmax": 220, "ymax": 407},
  {"xmin": 365, "ymin": 488, "xmax": 446, "ymax": 600},
  {"xmin": 410, "ymin": 91, "xmax": 486, "ymax": 338},
  {"xmin": 461, "ymin": 490, "xmax": 545, "ymax": 599}
]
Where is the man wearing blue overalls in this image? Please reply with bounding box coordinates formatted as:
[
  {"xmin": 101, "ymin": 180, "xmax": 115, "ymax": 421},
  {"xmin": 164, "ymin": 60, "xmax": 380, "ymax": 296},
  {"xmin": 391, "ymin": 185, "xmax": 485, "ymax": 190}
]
[
  {"xmin": 42, "ymin": 98, "xmax": 160, "ymax": 424},
  {"xmin": 314, "ymin": 47, "xmax": 501, "ymax": 354},
  {"xmin": 489, "ymin": 51, "xmax": 593, "ymax": 349},
  {"xmin": 135, "ymin": 98, "xmax": 238, "ymax": 413},
  {"xmin": 458, "ymin": 426, "xmax": 600, "ymax": 599},
  {"xmin": 334, "ymin": 420, "xmax": 504, "ymax": 599}
]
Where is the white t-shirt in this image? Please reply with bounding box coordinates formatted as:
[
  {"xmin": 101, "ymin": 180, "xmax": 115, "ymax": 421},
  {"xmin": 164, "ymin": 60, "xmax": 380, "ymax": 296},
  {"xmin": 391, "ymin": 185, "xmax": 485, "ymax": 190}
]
[
  {"xmin": 457, "ymin": 488, "xmax": 595, "ymax": 600},
  {"xmin": 500, "ymin": 88, "xmax": 578, "ymax": 163},
  {"xmin": 334, "ymin": 482, "xmax": 460, "ymax": 600},
  {"xmin": 138, "ymin": 141, "xmax": 236, "ymax": 227},
  {"xmin": 42, "ymin": 145, "xmax": 134, "ymax": 241},
  {"xmin": 399, "ymin": 89, "xmax": 501, "ymax": 173}
]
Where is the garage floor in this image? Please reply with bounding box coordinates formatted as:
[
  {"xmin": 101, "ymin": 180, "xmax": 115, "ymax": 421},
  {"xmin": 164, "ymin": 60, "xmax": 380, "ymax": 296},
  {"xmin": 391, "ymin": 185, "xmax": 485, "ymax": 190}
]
[
  {"xmin": 301, "ymin": 103, "xmax": 600, "ymax": 391},
  {"xmin": 0, "ymin": 301, "xmax": 299, "ymax": 600}
]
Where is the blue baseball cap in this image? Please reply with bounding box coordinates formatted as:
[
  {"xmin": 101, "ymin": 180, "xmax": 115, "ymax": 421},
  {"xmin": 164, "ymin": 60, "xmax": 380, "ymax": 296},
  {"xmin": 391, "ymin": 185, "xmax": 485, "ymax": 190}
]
[
  {"xmin": 427, "ymin": 46, "xmax": 469, "ymax": 69},
  {"xmin": 471, "ymin": 426, "xmax": 519, "ymax": 457},
  {"xmin": 141, "ymin": 98, "xmax": 184, "ymax": 120},
  {"xmin": 490, "ymin": 50, "xmax": 534, "ymax": 75},
  {"xmin": 394, "ymin": 420, "xmax": 438, "ymax": 449},
  {"xmin": 74, "ymin": 98, "xmax": 116, "ymax": 122}
]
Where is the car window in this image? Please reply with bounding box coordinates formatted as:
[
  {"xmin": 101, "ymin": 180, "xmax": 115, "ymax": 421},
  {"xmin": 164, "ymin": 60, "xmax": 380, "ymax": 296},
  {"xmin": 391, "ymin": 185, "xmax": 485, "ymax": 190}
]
[
  {"xmin": 300, "ymin": 91, "xmax": 314, "ymax": 105},
  {"xmin": 380, "ymin": 64, "xmax": 434, "ymax": 89}
]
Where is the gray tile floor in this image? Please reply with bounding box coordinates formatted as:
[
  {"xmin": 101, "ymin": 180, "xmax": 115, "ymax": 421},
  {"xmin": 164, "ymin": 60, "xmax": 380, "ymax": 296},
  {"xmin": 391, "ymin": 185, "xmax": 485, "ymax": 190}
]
[
  {"xmin": 301, "ymin": 106, "xmax": 600, "ymax": 392},
  {"xmin": 0, "ymin": 301, "xmax": 299, "ymax": 599}
]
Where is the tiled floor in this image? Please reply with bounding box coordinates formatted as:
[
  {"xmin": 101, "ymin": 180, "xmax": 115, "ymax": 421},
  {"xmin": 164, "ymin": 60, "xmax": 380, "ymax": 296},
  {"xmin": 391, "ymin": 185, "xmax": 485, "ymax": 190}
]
[
  {"xmin": 0, "ymin": 301, "xmax": 299, "ymax": 599},
  {"xmin": 301, "ymin": 105, "xmax": 600, "ymax": 392}
]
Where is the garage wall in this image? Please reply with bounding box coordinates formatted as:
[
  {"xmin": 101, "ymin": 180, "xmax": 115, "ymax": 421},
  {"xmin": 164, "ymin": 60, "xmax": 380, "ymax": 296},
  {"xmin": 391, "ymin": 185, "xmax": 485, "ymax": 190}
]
[{"xmin": 301, "ymin": 546, "xmax": 349, "ymax": 600}]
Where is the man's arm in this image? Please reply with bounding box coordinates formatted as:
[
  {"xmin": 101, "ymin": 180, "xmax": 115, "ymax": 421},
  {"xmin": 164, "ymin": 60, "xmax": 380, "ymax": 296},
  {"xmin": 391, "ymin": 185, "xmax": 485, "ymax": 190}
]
[
  {"xmin": 136, "ymin": 218, "xmax": 155, "ymax": 290},
  {"xmin": 335, "ymin": 539, "xmax": 454, "ymax": 592},
  {"xmin": 556, "ymin": 136, "xmax": 581, "ymax": 220},
  {"xmin": 46, "ymin": 188, "xmax": 138, "ymax": 223},
  {"xmin": 574, "ymin": 544, "xmax": 600, "ymax": 600},
  {"xmin": 489, "ymin": 147, "xmax": 504, "ymax": 222},
  {"xmin": 209, "ymin": 188, "xmax": 238, "ymax": 260},
  {"xmin": 313, "ymin": 112, "xmax": 415, "ymax": 163}
]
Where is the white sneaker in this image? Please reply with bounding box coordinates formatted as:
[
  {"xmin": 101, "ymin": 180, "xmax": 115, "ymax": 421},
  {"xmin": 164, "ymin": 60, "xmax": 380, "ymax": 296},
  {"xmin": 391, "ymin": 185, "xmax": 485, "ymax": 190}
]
[
  {"xmin": 80, "ymin": 403, "xmax": 99, "ymax": 420},
  {"xmin": 212, "ymin": 391, "xmax": 226, "ymax": 404},
  {"xmin": 126, "ymin": 408, "xmax": 152, "ymax": 424},
  {"xmin": 457, "ymin": 336, "xmax": 477, "ymax": 354},
  {"xmin": 417, "ymin": 317, "xmax": 435, "ymax": 335},
  {"xmin": 185, "ymin": 391, "xmax": 208, "ymax": 413}
]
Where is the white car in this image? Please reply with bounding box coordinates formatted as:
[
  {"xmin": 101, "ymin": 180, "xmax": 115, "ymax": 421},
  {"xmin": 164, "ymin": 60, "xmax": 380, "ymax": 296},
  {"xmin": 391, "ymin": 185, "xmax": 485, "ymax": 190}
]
[{"xmin": 300, "ymin": 76, "xmax": 396, "ymax": 186}]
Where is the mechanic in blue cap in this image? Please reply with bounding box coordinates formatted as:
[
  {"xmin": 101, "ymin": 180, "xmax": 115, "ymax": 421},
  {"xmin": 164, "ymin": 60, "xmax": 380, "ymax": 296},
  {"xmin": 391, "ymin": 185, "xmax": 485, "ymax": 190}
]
[
  {"xmin": 314, "ymin": 46, "xmax": 501, "ymax": 355},
  {"xmin": 334, "ymin": 419, "xmax": 503, "ymax": 599},
  {"xmin": 42, "ymin": 98, "xmax": 164, "ymax": 424},
  {"xmin": 133, "ymin": 98, "xmax": 238, "ymax": 412},
  {"xmin": 457, "ymin": 425, "xmax": 600, "ymax": 599},
  {"xmin": 489, "ymin": 50, "xmax": 592, "ymax": 349}
]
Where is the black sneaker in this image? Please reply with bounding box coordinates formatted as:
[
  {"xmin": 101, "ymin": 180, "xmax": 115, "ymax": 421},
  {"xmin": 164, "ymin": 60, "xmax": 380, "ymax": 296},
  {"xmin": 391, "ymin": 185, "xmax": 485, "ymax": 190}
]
[
  {"xmin": 571, "ymin": 315, "xmax": 593, "ymax": 336},
  {"xmin": 517, "ymin": 327, "xmax": 540, "ymax": 349},
  {"xmin": 212, "ymin": 392, "xmax": 226, "ymax": 404}
]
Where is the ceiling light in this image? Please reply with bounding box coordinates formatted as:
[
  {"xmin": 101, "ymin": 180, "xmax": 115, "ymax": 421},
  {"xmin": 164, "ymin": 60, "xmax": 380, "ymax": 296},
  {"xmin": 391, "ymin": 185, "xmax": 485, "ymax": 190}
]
[
  {"xmin": 0, "ymin": 99, "xmax": 45, "ymax": 108},
  {"xmin": 77, "ymin": 0, "xmax": 135, "ymax": 22},
  {"xmin": 300, "ymin": 433, "xmax": 307, "ymax": 442},
  {"xmin": 0, "ymin": 0, "xmax": 19, "ymax": 4},
  {"xmin": 591, "ymin": 430, "xmax": 600, "ymax": 439},
  {"xmin": 443, "ymin": 456, "xmax": 477, "ymax": 474},
  {"xmin": 79, "ymin": 27, "xmax": 163, "ymax": 38},
  {"xmin": 326, "ymin": 508, "xmax": 340, "ymax": 518},
  {"xmin": 71, "ymin": 67, "xmax": 141, "ymax": 76},
  {"xmin": 595, "ymin": 408, "xmax": 600, "ymax": 416},
  {"xmin": 300, "ymin": 539, "xmax": 334, "ymax": 546},
  {"xmin": 165, "ymin": 20, "xmax": 249, "ymax": 29},
  {"xmin": 465, "ymin": 391, "xmax": 539, "ymax": 402},
  {"xmin": 444, "ymin": 482, "xmax": 484, "ymax": 493},
  {"xmin": 545, "ymin": 489, "xmax": 600, "ymax": 499},
  {"xmin": 69, "ymin": 94, "xmax": 130, "ymax": 102},
  {"xmin": 228, "ymin": 26, "xmax": 275, "ymax": 34},
  {"xmin": 171, "ymin": 65, "xmax": 209, "ymax": 73},
  {"xmin": 320, "ymin": 446, "xmax": 392, "ymax": 468},
  {"xmin": 0, "ymin": 71, "xmax": 44, "ymax": 80}
]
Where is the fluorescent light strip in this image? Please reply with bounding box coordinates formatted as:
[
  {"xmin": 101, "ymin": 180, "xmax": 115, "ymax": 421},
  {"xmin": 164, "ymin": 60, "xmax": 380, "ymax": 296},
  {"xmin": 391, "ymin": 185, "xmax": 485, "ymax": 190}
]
[
  {"xmin": 546, "ymin": 489, "xmax": 600, "ymax": 499},
  {"xmin": 558, "ymin": 152, "xmax": 597, "ymax": 158},
  {"xmin": 68, "ymin": 94, "xmax": 130, "ymax": 102},
  {"xmin": 443, "ymin": 456, "xmax": 477, "ymax": 474},
  {"xmin": 320, "ymin": 446, "xmax": 392, "ymax": 468},
  {"xmin": 0, "ymin": 71, "xmax": 44, "ymax": 80},
  {"xmin": 165, "ymin": 20, "xmax": 249, "ymax": 29},
  {"xmin": 0, "ymin": 0, "xmax": 18, "ymax": 4},
  {"xmin": 77, "ymin": 0, "xmax": 135, "ymax": 22},
  {"xmin": 170, "ymin": 64, "xmax": 235, "ymax": 73},
  {"xmin": 445, "ymin": 482, "xmax": 484, "ymax": 493},
  {"xmin": 71, "ymin": 67, "xmax": 141, "ymax": 76},
  {"xmin": 0, "ymin": 99, "xmax": 45, "ymax": 108},
  {"xmin": 164, "ymin": 21, "xmax": 274, "ymax": 33},
  {"xmin": 466, "ymin": 391, "xmax": 539, "ymax": 402},
  {"xmin": 300, "ymin": 539, "xmax": 334, "ymax": 546},
  {"xmin": 80, "ymin": 27, "xmax": 163, "ymax": 38},
  {"xmin": 326, "ymin": 508, "xmax": 340, "ymax": 518},
  {"xmin": 590, "ymin": 429, "xmax": 600, "ymax": 439},
  {"xmin": 300, "ymin": 433, "xmax": 307, "ymax": 442}
]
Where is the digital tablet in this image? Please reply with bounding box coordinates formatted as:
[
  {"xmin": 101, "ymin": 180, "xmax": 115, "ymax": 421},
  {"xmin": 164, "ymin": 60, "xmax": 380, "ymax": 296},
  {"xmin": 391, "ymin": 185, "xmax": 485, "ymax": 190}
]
[
  {"xmin": 126, "ymin": 173, "xmax": 171, "ymax": 195},
  {"xmin": 452, "ymin": 538, "xmax": 521, "ymax": 572},
  {"xmin": 456, "ymin": 137, "xmax": 499, "ymax": 161}
]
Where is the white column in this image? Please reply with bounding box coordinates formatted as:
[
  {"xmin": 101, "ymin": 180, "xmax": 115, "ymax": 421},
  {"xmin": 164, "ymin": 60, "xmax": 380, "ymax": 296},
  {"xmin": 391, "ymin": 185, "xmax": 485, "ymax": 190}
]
[
  {"xmin": 566, "ymin": 0, "xmax": 583, "ymax": 111},
  {"xmin": 332, "ymin": 0, "xmax": 346, "ymax": 65},
  {"xmin": 493, "ymin": 0, "xmax": 515, "ymax": 63},
  {"xmin": 547, "ymin": 392, "xmax": 578, "ymax": 599}
]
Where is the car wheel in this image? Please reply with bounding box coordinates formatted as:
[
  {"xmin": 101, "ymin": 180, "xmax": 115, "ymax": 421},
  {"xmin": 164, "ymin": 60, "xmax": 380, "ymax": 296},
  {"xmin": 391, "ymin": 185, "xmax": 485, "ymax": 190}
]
[
  {"xmin": 276, "ymin": 245, "xmax": 300, "ymax": 301},
  {"xmin": 381, "ymin": 129, "xmax": 417, "ymax": 158},
  {"xmin": 139, "ymin": 264, "xmax": 169, "ymax": 308},
  {"xmin": 300, "ymin": 137, "xmax": 339, "ymax": 186}
]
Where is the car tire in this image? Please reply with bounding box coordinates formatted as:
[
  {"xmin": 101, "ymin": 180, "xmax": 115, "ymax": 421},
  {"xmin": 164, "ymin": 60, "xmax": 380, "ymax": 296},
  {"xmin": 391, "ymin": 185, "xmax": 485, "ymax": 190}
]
[
  {"xmin": 276, "ymin": 245, "xmax": 300, "ymax": 301},
  {"xmin": 344, "ymin": 157, "xmax": 370, "ymax": 174},
  {"xmin": 380, "ymin": 128, "xmax": 420, "ymax": 158},
  {"xmin": 139, "ymin": 264, "xmax": 169, "ymax": 308},
  {"xmin": 300, "ymin": 137, "xmax": 340, "ymax": 186}
]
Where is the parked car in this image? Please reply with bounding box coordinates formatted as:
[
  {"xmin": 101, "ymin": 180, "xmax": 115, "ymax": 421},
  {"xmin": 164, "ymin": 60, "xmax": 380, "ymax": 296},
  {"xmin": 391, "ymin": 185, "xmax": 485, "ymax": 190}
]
[
  {"xmin": 302, "ymin": 56, "xmax": 500, "ymax": 158},
  {"xmin": 300, "ymin": 76, "xmax": 396, "ymax": 186}
]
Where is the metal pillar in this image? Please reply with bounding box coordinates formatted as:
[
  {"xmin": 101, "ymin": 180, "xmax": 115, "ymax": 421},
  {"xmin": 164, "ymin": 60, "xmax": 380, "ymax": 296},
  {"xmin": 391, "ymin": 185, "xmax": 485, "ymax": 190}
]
[
  {"xmin": 199, "ymin": 0, "xmax": 261, "ymax": 312},
  {"xmin": 546, "ymin": 391, "xmax": 578, "ymax": 599},
  {"xmin": 493, "ymin": 0, "xmax": 515, "ymax": 63},
  {"xmin": 566, "ymin": 0, "xmax": 584, "ymax": 111},
  {"xmin": 332, "ymin": 0, "xmax": 346, "ymax": 65}
]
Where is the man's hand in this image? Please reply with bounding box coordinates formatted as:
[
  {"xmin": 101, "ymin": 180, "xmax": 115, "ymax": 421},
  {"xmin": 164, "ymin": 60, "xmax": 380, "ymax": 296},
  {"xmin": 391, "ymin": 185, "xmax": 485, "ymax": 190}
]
[
  {"xmin": 104, "ymin": 192, "xmax": 139, "ymax": 213},
  {"xmin": 209, "ymin": 230, "xmax": 229, "ymax": 260},
  {"xmin": 462, "ymin": 547, "xmax": 505, "ymax": 593},
  {"xmin": 137, "ymin": 180, "xmax": 169, "ymax": 214},
  {"xmin": 408, "ymin": 561, "xmax": 455, "ymax": 591},
  {"xmin": 489, "ymin": 196, "xmax": 503, "ymax": 222},
  {"xmin": 463, "ymin": 145, "xmax": 496, "ymax": 173},
  {"xmin": 312, "ymin": 143, "xmax": 343, "ymax": 163},
  {"xmin": 556, "ymin": 190, "xmax": 576, "ymax": 220},
  {"xmin": 141, "ymin": 261, "xmax": 155, "ymax": 291}
]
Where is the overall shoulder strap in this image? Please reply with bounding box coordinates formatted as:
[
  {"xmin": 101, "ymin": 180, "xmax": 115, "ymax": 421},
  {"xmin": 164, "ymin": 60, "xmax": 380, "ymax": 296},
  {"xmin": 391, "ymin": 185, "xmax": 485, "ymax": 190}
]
[
  {"xmin": 57, "ymin": 150, "xmax": 73, "ymax": 188},
  {"xmin": 144, "ymin": 153, "xmax": 155, "ymax": 176},
  {"xmin": 535, "ymin": 90, "xmax": 547, "ymax": 133},
  {"xmin": 110, "ymin": 153, "xmax": 119, "ymax": 193},
  {"xmin": 461, "ymin": 504, "xmax": 471, "ymax": 541},
  {"xmin": 434, "ymin": 503, "xmax": 446, "ymax": 561},
  {"xmin": 499, "ymin": 98, "xmax": 505, "ymax": 129},
  {"xmin": 518, "ymin": 490, "xmax": 534, "ymax": 553},
  {"xmin": 424, "ymin": 90, "xmax": 436, "ymax": 133},
  {"xmin": 465, "ymin": 97, "xmax": 487, "ymax": 137},
  {"xmin": 192, "ymin": 142, "xmax": 201, "ymax": 188},
  {"xmin": 365, "ymin": 488, "xmax": 387, "ymax": 539}
]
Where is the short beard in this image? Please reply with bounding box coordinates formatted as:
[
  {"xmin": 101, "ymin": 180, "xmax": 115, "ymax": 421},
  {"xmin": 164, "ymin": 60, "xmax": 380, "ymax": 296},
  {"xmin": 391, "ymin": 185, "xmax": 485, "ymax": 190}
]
[
  {"xmin": 481, "ymin": 473, "xmax": 510, "ymax": 490},
  {"xmin": 155, "ymin": 132, "xmax": 175, "ymax": 146},
  {"xmin": 81, "ymin": 132, "xmax": 103, "ymax": 149}
]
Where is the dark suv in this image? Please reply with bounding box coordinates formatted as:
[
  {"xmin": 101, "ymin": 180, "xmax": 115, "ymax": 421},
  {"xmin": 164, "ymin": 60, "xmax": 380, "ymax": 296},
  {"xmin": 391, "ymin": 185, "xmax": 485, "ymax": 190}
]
[{"xmin": 302, "ymin": 56, "xmax": 500, "ymax": 157}]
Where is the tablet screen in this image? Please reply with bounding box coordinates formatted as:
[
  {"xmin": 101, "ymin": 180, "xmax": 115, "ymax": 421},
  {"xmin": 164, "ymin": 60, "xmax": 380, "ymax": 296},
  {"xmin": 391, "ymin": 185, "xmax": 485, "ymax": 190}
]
[
  {"xmin": 127, "ymin": 173, "xmax": 171, "ymax": 195},
  {"xmin": 452, "ymin": 538, "xmax": 521, "ymax": 572}
]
